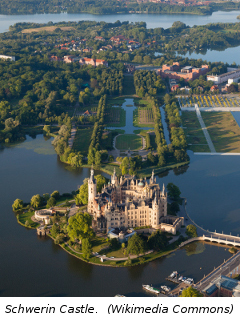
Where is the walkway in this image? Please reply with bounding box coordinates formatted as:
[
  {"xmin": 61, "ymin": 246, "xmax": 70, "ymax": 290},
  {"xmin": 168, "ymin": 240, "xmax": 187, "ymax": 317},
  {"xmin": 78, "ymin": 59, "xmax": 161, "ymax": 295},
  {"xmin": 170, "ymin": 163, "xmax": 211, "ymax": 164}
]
[
  {"xmin": 160, "ymin": 105, "xmax": 171, "ymax": 145},
  {"xmin": 196, "ymin": 250, "xmax": 240, "ymax": 292},
  {"xmin": 68, "ymin": 123, "xmax": 77, "ymax": 149},
  {"xmin": 181, "ymin": 107, "xmax": 240, "ymax": 112},
  {"xmin": 195, "ymin": 104, "xmax": 216, "ymax": 153}
]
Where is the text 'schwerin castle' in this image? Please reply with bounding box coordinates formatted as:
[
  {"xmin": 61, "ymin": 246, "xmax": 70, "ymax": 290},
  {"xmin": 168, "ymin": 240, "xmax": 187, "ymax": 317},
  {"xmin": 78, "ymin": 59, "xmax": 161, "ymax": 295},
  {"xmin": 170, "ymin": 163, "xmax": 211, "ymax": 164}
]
[{"xmin": 87, "ymin": 168, "xmax": 184, "ymax": 235}]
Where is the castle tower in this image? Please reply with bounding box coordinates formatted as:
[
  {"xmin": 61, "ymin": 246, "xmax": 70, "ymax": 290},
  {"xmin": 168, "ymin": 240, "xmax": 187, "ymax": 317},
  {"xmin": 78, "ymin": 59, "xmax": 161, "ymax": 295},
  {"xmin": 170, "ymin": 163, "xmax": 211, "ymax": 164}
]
[
  {"xmin": 150, "ymin": 169, "xmax": 156, "ymax": 184},
  {"xmin": 111, "ymin": 167, "xmax": 118, "ymax": 186},
  {"xmin": 152, "ymin": 194, "xmax": 160, "ymax": 228},
  {"xmin": 88, "ymin": 166, "xmax": 97, "ymax": 213}
]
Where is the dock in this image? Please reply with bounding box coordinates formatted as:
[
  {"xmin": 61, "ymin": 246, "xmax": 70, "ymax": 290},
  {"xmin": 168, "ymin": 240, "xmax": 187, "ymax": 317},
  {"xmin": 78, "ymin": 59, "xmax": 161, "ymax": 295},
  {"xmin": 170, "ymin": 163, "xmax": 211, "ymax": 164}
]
[{"xmin": 166, "ymin": 276, "xmax": 181, "ymax": 284}]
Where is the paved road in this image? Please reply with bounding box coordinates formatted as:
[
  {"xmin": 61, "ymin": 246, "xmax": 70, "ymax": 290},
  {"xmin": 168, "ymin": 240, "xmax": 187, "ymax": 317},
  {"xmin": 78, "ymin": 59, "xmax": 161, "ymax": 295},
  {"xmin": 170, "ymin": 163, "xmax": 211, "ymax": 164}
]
[
  {"xmin": 196, "ymin": 250, "xmax": 240, "ymax": 291},
  {"xmin": 195, "ymin": 104, "xmax": 216, "ymax": 153}
]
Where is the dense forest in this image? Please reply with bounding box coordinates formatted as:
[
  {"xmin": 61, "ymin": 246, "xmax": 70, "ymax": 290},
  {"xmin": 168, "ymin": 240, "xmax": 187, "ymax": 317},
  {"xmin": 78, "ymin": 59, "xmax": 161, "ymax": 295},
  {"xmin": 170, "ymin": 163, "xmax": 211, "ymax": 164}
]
[{"xmin": 1, "ymin": 0, "xmax": 240, "ymax": 16}]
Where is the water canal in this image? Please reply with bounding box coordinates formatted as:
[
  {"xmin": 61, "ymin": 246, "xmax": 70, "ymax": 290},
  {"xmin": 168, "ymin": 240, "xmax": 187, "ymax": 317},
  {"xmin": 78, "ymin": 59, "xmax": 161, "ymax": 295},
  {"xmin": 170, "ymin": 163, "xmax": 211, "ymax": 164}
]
[
  {"xmin": 0, "ymin": 134, "xmax": 238, "ymax": 296},
  {"xmin": 107, "ymin": 98, "xmax": 153, "ymax": 134}
]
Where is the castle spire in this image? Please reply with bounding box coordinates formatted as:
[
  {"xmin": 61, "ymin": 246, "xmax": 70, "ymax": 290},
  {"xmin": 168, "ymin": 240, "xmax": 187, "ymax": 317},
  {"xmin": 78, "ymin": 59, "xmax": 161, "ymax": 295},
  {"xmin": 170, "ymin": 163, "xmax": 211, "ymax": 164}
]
[
  {"xmin": 89, "ymin": 165, "xmax": 95, "ymax": 183},
  {"xmin": 162, "ymin": 183, "xmax": 165, "ymax": 195},
  {"xmin": 150, "ymin": 169, "xmax": 155, "ymax": 184}
]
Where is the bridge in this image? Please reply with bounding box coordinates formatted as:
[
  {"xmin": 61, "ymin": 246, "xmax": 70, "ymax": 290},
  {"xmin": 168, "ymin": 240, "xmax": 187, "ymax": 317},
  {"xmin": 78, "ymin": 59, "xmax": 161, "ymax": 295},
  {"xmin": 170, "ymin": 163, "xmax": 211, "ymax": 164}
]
[{"xmin": 179, "ymin": 233, "xmax": 240, "ymax": 248}]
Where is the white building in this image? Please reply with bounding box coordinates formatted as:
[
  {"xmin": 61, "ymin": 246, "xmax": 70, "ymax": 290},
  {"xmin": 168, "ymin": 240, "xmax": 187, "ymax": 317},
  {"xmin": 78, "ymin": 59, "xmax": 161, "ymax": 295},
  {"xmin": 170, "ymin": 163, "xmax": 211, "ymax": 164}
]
[
  {"xmin": 0, "ymin": 55, "xmax": 15, "ymax": 61},
  {"xmin": 207, "ymin": 69, "xmax": 240, "ymax": 85}
]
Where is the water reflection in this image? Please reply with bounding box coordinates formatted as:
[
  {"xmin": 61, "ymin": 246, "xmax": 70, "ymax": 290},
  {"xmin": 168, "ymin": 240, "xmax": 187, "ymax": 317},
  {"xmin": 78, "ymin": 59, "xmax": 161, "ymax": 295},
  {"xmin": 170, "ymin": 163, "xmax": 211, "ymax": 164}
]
[{"xmin": 184, "ymin": 242, "xmax": 206, "ymax": 256}]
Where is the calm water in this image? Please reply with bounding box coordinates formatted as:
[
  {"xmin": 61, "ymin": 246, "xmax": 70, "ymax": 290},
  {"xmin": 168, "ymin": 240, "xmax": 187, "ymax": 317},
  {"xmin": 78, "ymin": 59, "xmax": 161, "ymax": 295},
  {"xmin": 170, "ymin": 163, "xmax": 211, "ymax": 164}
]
[
  {"xmin": 0, "ymin": 134, "xmax": 237, "ymax": 296},
  {"xmin": 176, "ymin": 45, "xmax": 240, "ymax": 65},
  {"xmin": 1, "ymin": 10, "xmax": 240, "ymax": 33}
]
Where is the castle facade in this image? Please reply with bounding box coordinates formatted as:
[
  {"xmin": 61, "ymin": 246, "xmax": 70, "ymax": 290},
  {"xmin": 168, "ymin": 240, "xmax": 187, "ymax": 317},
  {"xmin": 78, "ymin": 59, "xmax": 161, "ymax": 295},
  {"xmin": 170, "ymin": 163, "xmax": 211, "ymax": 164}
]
[{"xmin": 87, "ymin": 168, "xmax": 184, "ymax": 234}]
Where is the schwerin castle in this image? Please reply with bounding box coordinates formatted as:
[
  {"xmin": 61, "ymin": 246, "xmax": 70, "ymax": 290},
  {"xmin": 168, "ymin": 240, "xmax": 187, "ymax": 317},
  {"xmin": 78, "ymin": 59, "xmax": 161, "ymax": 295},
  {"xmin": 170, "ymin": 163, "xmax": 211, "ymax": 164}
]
[{"xmin": 87, "ymin": 168, "xmax": 184, "ymax": 236}]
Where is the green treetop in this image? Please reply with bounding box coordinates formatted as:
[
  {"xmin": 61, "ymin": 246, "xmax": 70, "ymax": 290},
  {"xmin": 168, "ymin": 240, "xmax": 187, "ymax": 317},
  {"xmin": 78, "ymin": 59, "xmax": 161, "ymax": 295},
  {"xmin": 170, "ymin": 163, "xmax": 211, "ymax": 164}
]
[
  {"xmin": 67, "ymin": 212, "xmax": 93, "ymax": 243},
  {"xmin": 12, "ymin": 199, "xmax": 24, "ymax": 211},
  {"xmin": 126, "ymin": 233, "xmax": 145, "ymax": 256},
  {"xmin": 30, "ymin": 194, "xmax": 42, "ymax": 209},
  {"xmin": 180, "ymin": 286, "xmax": 203, "ymax": 297}
]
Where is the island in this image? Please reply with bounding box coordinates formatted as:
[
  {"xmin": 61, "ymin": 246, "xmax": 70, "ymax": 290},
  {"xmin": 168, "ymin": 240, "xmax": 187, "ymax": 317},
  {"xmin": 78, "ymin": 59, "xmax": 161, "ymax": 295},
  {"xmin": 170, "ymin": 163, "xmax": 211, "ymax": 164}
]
[{"xmin": 13, "ymin": 168, "xmax": 193, "ymax": 267}]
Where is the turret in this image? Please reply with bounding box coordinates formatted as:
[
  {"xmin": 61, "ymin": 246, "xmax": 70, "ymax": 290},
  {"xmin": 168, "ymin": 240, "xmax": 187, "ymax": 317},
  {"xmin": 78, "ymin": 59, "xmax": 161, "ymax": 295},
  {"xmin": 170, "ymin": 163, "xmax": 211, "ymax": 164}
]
[
  {"xmin": 88, "ymin": 166, "xmax": 97, "ymax": 213},
  {"xmin": 150, "ymin": 169, "xmax": 155, "ymax": 184},
  {"xmin": 111, "ymin": 167, "xmax": 117, "ymax": 185}
]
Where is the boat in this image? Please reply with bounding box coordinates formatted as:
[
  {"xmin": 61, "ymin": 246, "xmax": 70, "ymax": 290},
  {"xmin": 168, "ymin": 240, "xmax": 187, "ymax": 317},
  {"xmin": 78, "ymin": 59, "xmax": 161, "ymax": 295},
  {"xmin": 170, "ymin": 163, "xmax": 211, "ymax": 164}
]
[
  {"xmin": 161, "ymin": 285, "xmax": 171, "ymax": 292},
  {"xmin": 169, "ymin": 271, "xmax": 178, "ymax": 278},
  {"xmin": 142, "ymin": 284, "xmax": 160, "ymax": 294}
]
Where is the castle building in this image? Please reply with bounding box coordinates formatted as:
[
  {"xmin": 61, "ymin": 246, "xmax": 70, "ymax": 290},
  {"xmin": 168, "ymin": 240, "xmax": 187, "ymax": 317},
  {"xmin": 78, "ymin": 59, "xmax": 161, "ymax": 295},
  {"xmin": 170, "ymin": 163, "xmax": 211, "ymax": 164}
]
[{"xmin": 87, "ymin": 168, "xmax": 183, "ymax": 234}]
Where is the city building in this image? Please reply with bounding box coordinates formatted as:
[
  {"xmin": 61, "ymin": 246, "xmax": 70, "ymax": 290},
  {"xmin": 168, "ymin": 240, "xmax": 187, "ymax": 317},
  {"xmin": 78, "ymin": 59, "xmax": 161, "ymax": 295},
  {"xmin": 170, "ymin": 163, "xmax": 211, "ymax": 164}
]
[
  {"xmin": 158, "ymin": 62, "xmax": 209, "ymax": 81},
  {"xmin": 87, "ymin": 167, "xmax": 184, "ymax": 235},
  {"xmin": 202, "ymin": 275, "xmax": 240, "ymax": 297},
  {"xmin": 207, "ymin": 69, "xmax": 240, "ymax": 85},
  {"xmin": 79, "ymin": 57, "xmax": 108, "ymax": 67}
]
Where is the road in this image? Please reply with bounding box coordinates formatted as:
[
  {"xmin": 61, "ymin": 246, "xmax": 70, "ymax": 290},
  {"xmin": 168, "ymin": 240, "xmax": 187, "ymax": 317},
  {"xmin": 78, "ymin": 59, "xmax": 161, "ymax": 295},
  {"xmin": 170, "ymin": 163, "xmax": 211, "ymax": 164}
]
[
  {"xmin": 195, "ymin": 104, "xmax": 216, "ymax": 153},
  {"xmin": 196, "ymin": 250, "xmax": 240, "ymax": 291}
]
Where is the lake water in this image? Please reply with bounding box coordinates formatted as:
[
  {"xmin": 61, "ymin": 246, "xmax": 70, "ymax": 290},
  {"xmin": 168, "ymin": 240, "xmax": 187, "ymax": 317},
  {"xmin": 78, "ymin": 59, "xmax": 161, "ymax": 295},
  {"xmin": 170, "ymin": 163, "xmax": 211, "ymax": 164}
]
[
  {"xmin": 1, "ymin": 10, "xmax": 240, "ymax": 297},
  {"xmin": 1, "ymin": 10, "xmax": 240, "ymax": 33},
  {"xmin": 0, "ymin": 134, "xmax": 237, "ymax": 296},
  {"xmin": 176, "ymin": 45, "xmax": 240, "ymax": 66}
]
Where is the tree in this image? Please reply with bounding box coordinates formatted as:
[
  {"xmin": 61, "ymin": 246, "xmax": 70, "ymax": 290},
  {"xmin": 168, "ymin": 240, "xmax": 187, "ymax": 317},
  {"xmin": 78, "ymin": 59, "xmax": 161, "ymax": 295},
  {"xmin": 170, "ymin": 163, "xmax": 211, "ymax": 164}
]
[
  {"xmin": 43, "ymin": 125, "xmax": 50, "ymax": 136},
  {"xmin": 75, "ymin": 179, "xmax": 88, "ymax": 205},
  {"xmin": 88, "ymin": 148, "xmax": 95, "ymax": 165},
  {"xmin": 186, "ymin": 224, "xmax": 197, "ymax": 238},
  {"xmin": 51, "ymin": 190, "xmax": 60, "ymax": 200},
  {"xmin": 30, "ymin": 194, "xmax": 42, "ymax": 209},
  {"xmin": 167, "ymin": 183, "xmax": 181, "ymax": 200},
  {"xmin": 12, "ymin": 199, "xmax": 24, "ymax": 211},
  {"xmin": 180, "ymin": 286, "xmax": 203, "ymax": 297},
  {"xmin": 95, "ymin": 174, "xmax": 108, "ymax": 193},
  {"xmin": 126, "ymin": 233, "xmax": 145, "ymax": 256},
  {"xmin": 110, "ymin": 238, "xmax": 120, "ymax": 250},
  {"xmin": 67, "ymin": 212, "xmax": 93, "ymax": 243},
  {"xmin": 95, "ymin": 150, "xmax": 101, "ymax": 165},
  {"xmin": 82, "ymin": 238, "xmax": 92, "ymax": 259},
  {"xmin": 147, "ymin": 230, "xmax": 169, "ymax": 251},
  {"xmin": 46, "ymin": 196, "xmax": 56, "ymax": 208},
  {"xmin": 5, "ymin": 117, "xmax": 19, "ymax": 130},
  {"xmin": 51, "ymin": 223, "xmax": 60, "ymax": 238}
]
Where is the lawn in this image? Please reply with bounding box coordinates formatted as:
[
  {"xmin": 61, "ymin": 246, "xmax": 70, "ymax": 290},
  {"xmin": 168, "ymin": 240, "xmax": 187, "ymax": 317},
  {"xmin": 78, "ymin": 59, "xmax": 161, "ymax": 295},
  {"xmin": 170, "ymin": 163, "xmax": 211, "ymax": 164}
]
[
  {"xmin": 133, "ymin": 98, "xmax": 154, "ymax": 128},
  {"xmin": 201, "ymin": 112, "xmax": 240, "ymax": 153},
  {"xmin": 105, "ymin": 105, "xmax": 126, "ymax": 127},
  {"xmin": 72, "ymin": 128, "xmax": 93, "ymax": 156},
  {"xmin": 181, "ymin": 111, "xmax": 210, "ymax": 152},
  {"xmin": 115, "ymin": 134, "xmax": 142, "ymax": 151},
  {"xmin": 18, "ymin": 211, "xmax": 39, "ymax": 228}
]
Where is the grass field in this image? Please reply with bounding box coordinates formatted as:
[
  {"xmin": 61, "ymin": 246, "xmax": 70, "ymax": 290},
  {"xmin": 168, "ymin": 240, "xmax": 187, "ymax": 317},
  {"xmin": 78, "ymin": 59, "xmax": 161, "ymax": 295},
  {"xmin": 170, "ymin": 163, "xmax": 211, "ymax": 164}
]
[
  {"xmin": 105, "ymin": 105, "xmax": 126, "ymax": 127},
  {"xmin": 115, "ymin": 134, "xmax": 142, "ymax": 150},
  {"xmin": 22, "ymin": 26, "xmax": 75, "ymax": 33},
  {"xmin": 181, "ymin": 111, "xmax": 210, "ymax": 152},
  {"xmin": 201, "ymin": 112, "xmax": 240, "ymax": 152},
  {"xmin": 72, "ymin": 128, "xmax": 93, "ymax": 155},
  {"xmin": 18, "ymin": 211, "xmax": 39, "ymax": 228},
  {"xmin": 133, "ymin": 99, "xmax": 154, "ymax": 127}
]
